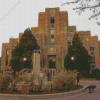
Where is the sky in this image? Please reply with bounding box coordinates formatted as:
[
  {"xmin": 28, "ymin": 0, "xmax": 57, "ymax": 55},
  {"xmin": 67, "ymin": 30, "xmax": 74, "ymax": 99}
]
[{"xmin": 0, "ymin": 0, "xmax": 100, "ymax": 57}]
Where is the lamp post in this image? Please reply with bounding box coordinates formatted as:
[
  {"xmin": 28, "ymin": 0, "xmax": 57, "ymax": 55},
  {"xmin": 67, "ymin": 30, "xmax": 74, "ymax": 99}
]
[
  {"xmin": 40, "ymin": 73, "xmax": 43, "ymax": 91},
  {"xmin": 77, "ymin": 72, "xmax": 79, "ymax": 89},
  {"xmin": 71, "ymin": 57, "xmax": 74, "ymax": 71},
  {"xmin": 23, "ymin": 57, "xmax": 27, "ymax": 63},
  {"xmin": 71, "ymin": 57, "xmax": 74, "ymax": 62},
  {"xmin": 23, "ymin": 57, "xmax": 27, "ymax": 73}
]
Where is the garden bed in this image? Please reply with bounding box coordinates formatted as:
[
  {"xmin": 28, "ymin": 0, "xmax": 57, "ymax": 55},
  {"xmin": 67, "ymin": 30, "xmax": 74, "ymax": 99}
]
[
  {"xmin": 0, "ymin": 89, "xmax": 21, "ymax": 94},
  {"xmin": 0, "ymin": 85, "xmax": 83, "ymax": 95},
  {"xmin": 29, "ymin": 85, "xmax": 83, "ymax": 95}
]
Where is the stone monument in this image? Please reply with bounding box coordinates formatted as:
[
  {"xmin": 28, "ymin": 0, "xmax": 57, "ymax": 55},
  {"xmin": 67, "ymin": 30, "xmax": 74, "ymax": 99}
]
[
  {"xmin": 32, "ymin": 50, "xmax": 48, "ymax": 85},
  {"xmin": 33, "ymin": 50, "xmax": 40, "ymax": 75},
  {"xmin": 32, "ymin": 50, "xmax": 41, "ymax": 83}
]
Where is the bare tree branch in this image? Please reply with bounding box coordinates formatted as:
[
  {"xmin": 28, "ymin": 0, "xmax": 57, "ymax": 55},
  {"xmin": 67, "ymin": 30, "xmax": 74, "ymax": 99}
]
[
  {"xmin": 61, "ymin": 0, "xmax": 81, "ymax": 6},
  {"xmin": 73, "ymin": 4, "xmax": 100, "ymax": 10},
  {"xmin": 62, "ymin": 0, "xmax": 100, "ymax": 25},
  {"xmin": 97, "ymin": 22, "xmax": 100, "ymax": 25},
  {"xmin": 89, "ymin": 11, "xmax": 100, "ymax": 19}
]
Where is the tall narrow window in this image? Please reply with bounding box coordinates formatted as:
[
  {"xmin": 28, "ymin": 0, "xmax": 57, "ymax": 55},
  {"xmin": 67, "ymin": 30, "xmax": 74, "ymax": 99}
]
[
  {"xmin": 67, "ymin": 32, "xmax": 71, "ymax": 37},
  {"xmin": 90, "ymin": 44, "xmax": 94, "ymax": 51},
  {"xmin": 6, "ymin": 49, "xmax": 9, "ymax": 65},
  {"xmin": 91, "ymin": 64, "xmax": 95, "ymax": 69},
  {"xmin": 51, "ymin": 34, "xmax": 54, "ymax": 39},
  {"xmin": 51, "ymin": 41, "xmax": 55, "ymax": 45},
  {"xmin": 90, "ymin": 51, "xmax": 95, "ymax": 56},
  {"xmin": 91, "ymin": 56, "xmax": 95, "ymax": 63},
  {"xmin": 51, "ymin": 34, "xmax": 55, "ymax": 45},
  {"xmin": 51, "ymin": 18, "xmax": 54, "ymax": 28},
  {"xmin": 67, "ymin": 40, "xmax": 71, "ymax": 46}
]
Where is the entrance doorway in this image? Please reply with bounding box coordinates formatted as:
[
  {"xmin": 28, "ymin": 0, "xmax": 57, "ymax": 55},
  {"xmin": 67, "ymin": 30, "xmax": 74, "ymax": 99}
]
[{"xmin": 48, "ymin": 55, "xmax": 56, "ymax": 69}]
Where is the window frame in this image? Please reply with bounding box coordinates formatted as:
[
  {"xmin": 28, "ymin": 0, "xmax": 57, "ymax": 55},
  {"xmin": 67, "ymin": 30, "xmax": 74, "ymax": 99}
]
[
  {"xmin": 50, "ymin": 17, "xmax": 55, "ymax": 28},
  {"xmin": 90, "ymin": 44, "xmax": 94, "ymax": 51},
  {"xmin": 91, "ymin": 56, "xmax": 95, "ymax": 63},
  {"xmin": 67, "ymin": 32, "xmax": 71, "ymax": 37},
  {"xmin": 67, "ymin": 40, "xmax": 71, "ymax": 46}
]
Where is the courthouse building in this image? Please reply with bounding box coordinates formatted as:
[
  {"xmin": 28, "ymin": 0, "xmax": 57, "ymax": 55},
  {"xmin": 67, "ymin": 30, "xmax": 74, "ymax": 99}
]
[{"xmin": 1, "ymin": 7, "xmax": 100, "ymax": 74}]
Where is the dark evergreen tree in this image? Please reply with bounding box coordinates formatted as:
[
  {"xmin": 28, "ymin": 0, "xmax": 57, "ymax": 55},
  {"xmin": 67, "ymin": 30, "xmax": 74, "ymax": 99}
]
[
  {"xmin": 10, "ymin": 28, "xmax": 40, "ymax": 75},
  {"xmin": 64, "ymin": 33, "xmax": 92, "ymax": 76}
]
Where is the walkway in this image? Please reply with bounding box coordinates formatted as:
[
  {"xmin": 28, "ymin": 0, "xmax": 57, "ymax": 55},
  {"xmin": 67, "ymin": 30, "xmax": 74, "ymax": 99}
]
[
  {"xmin": 1, "ymin": 80, "xmax": 99, "ymax": 100},
  {"xmin": 50, "ymin": 80, "xmax": 100, "ymax": 100}
]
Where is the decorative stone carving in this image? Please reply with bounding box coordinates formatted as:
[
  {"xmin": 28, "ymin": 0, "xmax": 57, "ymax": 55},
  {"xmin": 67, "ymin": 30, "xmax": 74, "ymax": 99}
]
[
  {"xmin": 86, "ymin": 38, "xmax": 89, "ymax": 41},
  {"xmin": 49, "ymin": 10, "xmax": 55, "ymax": 16}
]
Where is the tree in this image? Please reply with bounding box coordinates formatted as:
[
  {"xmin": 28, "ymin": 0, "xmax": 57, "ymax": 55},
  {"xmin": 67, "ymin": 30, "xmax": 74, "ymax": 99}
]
[
  {"xmin": 62, "ymin": 0, "xmax": 100, "ymax": 25},
  {"xmin": 64, "ymin": 33, "xmax": 92, "ymax": 76},
  {"xmin": 10, "ymin": 28, "xmax": 40, "ymax": 75}
]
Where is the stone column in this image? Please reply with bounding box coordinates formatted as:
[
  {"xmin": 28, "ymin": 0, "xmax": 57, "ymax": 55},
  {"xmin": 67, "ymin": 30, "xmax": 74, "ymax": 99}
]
[
  {"xmin": 33, "ymin": 52, "xmax": 40, "ymax": 75},
  {"xmin": 33, "ymin": 50, "xmax": 41, "ymax": 83}
]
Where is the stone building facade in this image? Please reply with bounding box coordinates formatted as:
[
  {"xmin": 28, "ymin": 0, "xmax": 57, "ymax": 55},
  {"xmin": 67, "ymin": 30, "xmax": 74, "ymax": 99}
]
[{"xmin": 1, "ymin": 7, "xmax": 100, "ymax": 73}]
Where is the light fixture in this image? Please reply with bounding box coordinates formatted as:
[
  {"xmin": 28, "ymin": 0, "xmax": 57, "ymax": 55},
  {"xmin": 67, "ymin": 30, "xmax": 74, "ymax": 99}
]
[
  {"xmin": 71, "ymin": 57, "xmax": 74, "ymax": 62},
  {"xmin": 71, "ymin": 57, "xmax": 74, "ymax": 60},
  {"xmin": 23, "ymin": 57, "xmax": 27, "ymax": 63}
]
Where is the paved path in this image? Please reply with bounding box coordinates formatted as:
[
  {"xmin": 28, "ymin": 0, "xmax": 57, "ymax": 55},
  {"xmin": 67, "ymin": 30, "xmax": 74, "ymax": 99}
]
[
  {"xmin": 49, "ymin": 80, "xmax": 100, "ymax": 100},
  {"xmin": 0, "ymin": 80, "xmax": 99, "ymax": 100}
]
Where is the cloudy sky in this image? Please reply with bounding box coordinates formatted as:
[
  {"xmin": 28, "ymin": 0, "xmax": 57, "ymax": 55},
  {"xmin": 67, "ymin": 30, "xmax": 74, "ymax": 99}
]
[{"xmin": 0, "ymin": 0, "xmax": 100, "ymax": 57}]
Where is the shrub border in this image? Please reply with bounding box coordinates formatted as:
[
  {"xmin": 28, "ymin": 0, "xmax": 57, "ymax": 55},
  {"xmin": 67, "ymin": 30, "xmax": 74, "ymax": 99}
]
[{"xmin": 0, "ymin": 85, "xmax": 87, "ymax": 99}]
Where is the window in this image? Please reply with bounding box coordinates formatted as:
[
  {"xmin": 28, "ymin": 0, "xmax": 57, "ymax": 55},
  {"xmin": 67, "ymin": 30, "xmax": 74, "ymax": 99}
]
[
  {"xmin": 51, "ymin": 39, "xmax": 54, "ymax": 42},
  {"xmin": 91, "ymin": 64, "xmax": 95, "ymax": 69},
  {"xmin": 6, "ymin": 49, "xmax": 9, "ymax": 56},
  {"xmin": 51, "ymin": 36, "xmax": 55, "ymax": 45},
  {"xmin": 84, "ymin": 34, "xmax": 87, "ymax": 36},
  {"xmin": 67, "ymin": 40, "xmax": 71, "ymax": 46},
  {"xmin": 51, "ymin": 34, "xmax": 54, "ymax": 39},
  {"xmin": 91, "ymin": 57, "xmax": 95, "ymax": 63},
  {"xmin": 67, "ymin": 32, "xmax": 71, "ymax": 37},
  {"xmin": 90, "ymin": 51, "xmax": 95, "ymax": 56},
  {"xmin": 90, "ymin": 44, "xmax": 94, "ymax": 51},
  {"xmin": 51, "ymin": 18, "xmax": 54, "ymax": 24},
  {"xmin": 51, "ymin": 42, "xmax": 55, "ymax": 45},
  {"xmin": 6, "ymin": 56, "xmax": 8, "ymax": 65},
  {"xmin": 90, "ymin": 47, "xmax": 94, "ymax": 50},
  {"xmin": 51, "ymin": 18, "xmax": 54, "ymax": 28},
  {"xmin": 6, "ymin": 49, "xmax": 9, "ymax": 65}
]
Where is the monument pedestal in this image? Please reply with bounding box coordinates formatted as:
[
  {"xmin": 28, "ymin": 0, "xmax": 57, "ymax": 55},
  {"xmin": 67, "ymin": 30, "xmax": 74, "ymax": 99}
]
[{"xmin": 21, "ymin": 83, "xmax": 31, "ymax": 94}]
